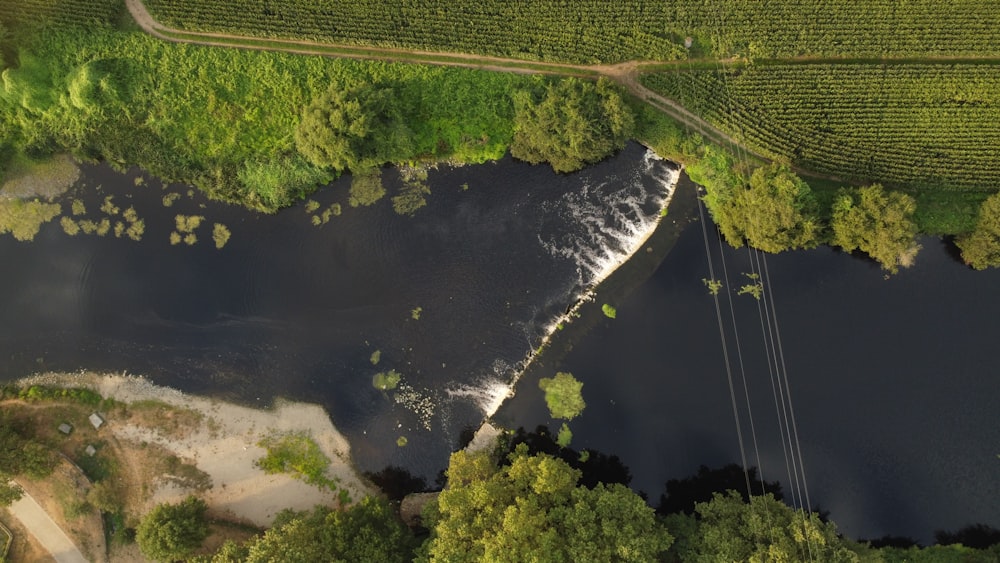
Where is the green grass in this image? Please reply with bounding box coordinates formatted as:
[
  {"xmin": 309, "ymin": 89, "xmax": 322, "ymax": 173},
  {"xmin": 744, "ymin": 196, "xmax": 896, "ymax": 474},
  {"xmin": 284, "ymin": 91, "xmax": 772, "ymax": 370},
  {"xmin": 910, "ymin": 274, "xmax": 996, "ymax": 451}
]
[{"xmin": 256, "ymin": 431, "xmax": 338, "ymax": 491}]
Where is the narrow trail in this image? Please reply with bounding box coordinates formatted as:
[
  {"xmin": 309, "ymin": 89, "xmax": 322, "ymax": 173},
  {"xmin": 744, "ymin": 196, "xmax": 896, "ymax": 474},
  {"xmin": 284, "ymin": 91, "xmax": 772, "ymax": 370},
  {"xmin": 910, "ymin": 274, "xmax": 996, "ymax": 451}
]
[
  {"xmin": 123, "ymin": 0, "xmax": 985, "ymax": 185},
  {"xmin": 6, "ymin": 485, "xmax": 88, "ymax": 563}
]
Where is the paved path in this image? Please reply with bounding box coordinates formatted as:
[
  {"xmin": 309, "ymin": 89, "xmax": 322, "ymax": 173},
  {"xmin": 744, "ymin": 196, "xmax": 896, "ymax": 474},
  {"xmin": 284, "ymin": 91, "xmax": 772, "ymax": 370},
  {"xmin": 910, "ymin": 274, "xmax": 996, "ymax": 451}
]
[{"xmin": 7, "ymin": 485, "xmax": 88, "ymax": 563}]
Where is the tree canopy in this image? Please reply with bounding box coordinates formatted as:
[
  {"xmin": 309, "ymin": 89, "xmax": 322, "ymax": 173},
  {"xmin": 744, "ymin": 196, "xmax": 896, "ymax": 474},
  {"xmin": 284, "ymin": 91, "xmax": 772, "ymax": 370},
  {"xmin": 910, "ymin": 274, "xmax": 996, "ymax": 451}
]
[
  {"xmin": 294, "ymin": 82, "xmax": 413, "ymax": 173},
  {"xmin": 831, "ymin": 184, "xmax": 919, "ymax": 273},
  {"xmin": 538, "ymin": 372, "xmax": 586, "ymax": 420},
  {"xmin": 200, "ymin": 497, "xmax": 414, "ymax": 563},
  {"xmin": 707, "ymin": 163, "xmax": 822, "ymax": 253},
  {"xmin": 670, "ymin": 491, "xmax": 873, "ymax": 562},
  {"xmin": 418, "ymin": 445, "xmax": 672, "ymax": 562},
  {"xmin": 136, "ymin": 495, "xmax": 210, "ymax": 562},
  {"xmin": 511, "ymin": 77, "xmax": 634, "ymax": 173},
  {"xmin": 956, "ymin": 192, "xmax": 1000, "ymax": 269},
  {"xmin": 0, "ymin": 418, "xmax": 55, "ymax": 506}
]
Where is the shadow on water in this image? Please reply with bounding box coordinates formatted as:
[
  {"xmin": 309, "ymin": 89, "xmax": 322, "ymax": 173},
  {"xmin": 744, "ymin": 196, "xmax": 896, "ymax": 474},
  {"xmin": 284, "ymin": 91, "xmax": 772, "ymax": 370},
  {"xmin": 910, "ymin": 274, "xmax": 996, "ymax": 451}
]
[
  {"xmin": 496, "ymin": 205, "xmax": 1000, "ymax": 544},
  {"xmin": 0, "ymin": 142, "xmax": 679, "ymax": 484}
]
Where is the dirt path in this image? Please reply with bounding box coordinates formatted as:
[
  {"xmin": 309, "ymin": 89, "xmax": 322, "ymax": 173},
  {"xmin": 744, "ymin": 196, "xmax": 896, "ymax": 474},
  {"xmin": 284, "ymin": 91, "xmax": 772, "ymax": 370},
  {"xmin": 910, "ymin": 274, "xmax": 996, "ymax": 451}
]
[{"xmin": 6, "ymin": 487, "xmax": 87, "ymax": 563}]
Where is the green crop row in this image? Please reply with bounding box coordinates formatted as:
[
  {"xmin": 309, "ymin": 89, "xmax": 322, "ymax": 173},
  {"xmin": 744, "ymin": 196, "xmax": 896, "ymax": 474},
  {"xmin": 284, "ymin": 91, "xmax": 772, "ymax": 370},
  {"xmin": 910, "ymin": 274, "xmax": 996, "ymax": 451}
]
[
  {"xmin": 141, "ymin": 0, "xmax": 1000, "ymax": 63},
  {"xmin": 641, "ymin": 64, "xmax": 1000, "ymax": 192},
  {"xmin": 0, "ymin": 0, "xmax": 122, "ymax": 29}
]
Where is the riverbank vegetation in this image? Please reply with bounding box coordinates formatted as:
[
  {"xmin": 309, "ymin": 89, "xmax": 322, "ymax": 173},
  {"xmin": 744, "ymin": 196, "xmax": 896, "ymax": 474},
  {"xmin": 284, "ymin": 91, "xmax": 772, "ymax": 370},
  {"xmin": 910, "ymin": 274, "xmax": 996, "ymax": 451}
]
[
  {"xmin": 643, "ymin": 65, "xmax": 1000, "ymax": 214},
  {"xmin": 4, "ymin": 383, "xmax": 999, "ymax": 561},
  {"xmin": 3, "ymin": 0, "xmax": 999, "ymax": 269},
  {"xmin": 0, "ymin": 13, "xmax": 631, "ymax": 214}
]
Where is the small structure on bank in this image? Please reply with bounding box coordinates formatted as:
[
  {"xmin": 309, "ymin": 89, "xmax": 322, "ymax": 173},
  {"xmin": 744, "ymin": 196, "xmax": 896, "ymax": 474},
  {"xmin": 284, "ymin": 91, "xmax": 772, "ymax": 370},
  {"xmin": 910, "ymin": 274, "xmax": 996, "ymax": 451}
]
[
  {"xmin": 58, "ymin": 423, "xmax": 73, "ymax": 435},
  {"xmin": 88, "ymin": 412, "xmax": 105, "ymax": 430}
]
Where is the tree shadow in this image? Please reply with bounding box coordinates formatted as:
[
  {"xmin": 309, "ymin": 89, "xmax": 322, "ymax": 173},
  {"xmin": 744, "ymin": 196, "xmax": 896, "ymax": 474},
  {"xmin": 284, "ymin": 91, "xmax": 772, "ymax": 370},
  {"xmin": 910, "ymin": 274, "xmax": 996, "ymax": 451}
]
[
  {"xmin": 655, "ymin": 463, "xmax": 784, "ymax": 516},
  {"xmin": 501, "ymin": 425, "xmax": 633, "ymax": 489},
  {"xmin": 364, "ymin": 466, "xmax": 429, "ymax": 502}
]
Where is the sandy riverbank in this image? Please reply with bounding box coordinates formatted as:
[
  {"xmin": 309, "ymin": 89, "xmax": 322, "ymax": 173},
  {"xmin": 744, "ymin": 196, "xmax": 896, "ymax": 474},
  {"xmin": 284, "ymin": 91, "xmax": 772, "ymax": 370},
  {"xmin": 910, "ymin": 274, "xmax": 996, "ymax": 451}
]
[{"xmin": 16, "ymin": 372, "xmax": 373, "ymax": 528}]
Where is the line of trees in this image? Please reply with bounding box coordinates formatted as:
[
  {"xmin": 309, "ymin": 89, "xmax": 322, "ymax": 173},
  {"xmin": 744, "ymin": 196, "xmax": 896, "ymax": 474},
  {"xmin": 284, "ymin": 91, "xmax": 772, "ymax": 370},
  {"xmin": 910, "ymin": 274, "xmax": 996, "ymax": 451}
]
[{"xmin": 143, "ymin": 443, "xmax": 1000, "ymax": 562}]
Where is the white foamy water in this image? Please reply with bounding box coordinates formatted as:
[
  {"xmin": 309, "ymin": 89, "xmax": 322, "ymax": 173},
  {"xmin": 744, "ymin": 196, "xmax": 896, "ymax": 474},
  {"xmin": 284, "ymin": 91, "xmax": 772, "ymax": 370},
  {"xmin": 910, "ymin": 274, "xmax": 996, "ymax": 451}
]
[
  {"xmin": 446, "ymin": 360, "xmax": 514, "ymax": 418},
  {"xmin": 539, "ymin": 150, "xmax": 680, "ymax": 288},
  {"xmin": 447, "ymin": 150, "xmax": 681, "ymax": 422}
]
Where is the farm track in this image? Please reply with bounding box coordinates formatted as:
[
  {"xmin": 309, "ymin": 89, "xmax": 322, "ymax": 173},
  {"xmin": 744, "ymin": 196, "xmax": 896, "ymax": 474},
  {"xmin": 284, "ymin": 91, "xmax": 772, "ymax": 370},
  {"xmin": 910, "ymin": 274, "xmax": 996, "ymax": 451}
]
[{"xmin": 125, "ymin": 0, "xmax": 996, "ymax": 185}]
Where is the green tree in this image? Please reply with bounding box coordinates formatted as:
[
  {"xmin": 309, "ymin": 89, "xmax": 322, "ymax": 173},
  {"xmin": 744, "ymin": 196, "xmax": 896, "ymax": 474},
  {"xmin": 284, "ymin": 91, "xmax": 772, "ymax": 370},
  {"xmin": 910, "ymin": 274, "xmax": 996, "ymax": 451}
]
[
  {"xmin": 674, "ymin": 491, "xmax": 874, "ymax": 562},
  {"xmin": 295, "ymin": 82, "xmax": 413, "ymax": 172},
  {"xmin": 831, "ymin": 184, "xmax": 919, "ymax": 273},
  {"xmin": 420, "ymin": 446, "xmax": 672, "ymax": 562},
  {"xmin": 708, "ymin": 163, "xmax": 822, "ymax": 253},
  {"xmin": 136, "ymin": 496, "xmax": 210, "ymax": 562},
  {"xmin": 956, "ymin": 192, "xmax": 1000, "ymax": 270},
  {"xmin": 538, "ymin": 372, "xmax": 586, "ymax": 420},
  {"xmin": 199, "ymin": 497, "xmax": 413, "ymax": 563},
  {"xmin": 511, "ymin": 77, "xmax": 634, "ymax": 173},
  {"xmin": 0, "ymin": 420, "xmax": 56, "ymax": 505}
]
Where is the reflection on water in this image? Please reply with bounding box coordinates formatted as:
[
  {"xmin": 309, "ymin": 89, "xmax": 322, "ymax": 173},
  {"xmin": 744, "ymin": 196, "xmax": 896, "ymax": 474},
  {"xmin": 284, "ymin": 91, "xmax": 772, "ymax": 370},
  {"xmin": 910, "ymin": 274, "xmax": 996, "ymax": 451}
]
[
  {"xmin": 498, "ymin": 215, "xmax": 1000, "ymax": 543},
  {"xmin": 0, "ymin": 142, "xmax": 677, "ymax": 482}
]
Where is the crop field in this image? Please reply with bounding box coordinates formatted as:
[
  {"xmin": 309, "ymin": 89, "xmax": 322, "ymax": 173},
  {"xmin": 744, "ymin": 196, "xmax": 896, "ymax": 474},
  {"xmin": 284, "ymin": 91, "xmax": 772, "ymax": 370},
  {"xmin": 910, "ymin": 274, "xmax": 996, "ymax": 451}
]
[
  {"xmin": 642, "ymin": 64, "xmax": 1000, "ymax": 192},
  {"xmin": 0, "ymin": 0, "xmax": 122, "ymax": 29},
  {"xmin": 142, "ymin": 0, "xmax": 1000, "ymax": 63}
]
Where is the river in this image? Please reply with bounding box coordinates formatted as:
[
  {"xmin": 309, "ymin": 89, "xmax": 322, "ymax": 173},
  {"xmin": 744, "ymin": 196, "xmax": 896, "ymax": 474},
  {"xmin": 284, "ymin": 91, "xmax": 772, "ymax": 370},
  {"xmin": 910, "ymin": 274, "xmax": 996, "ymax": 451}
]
[{"xmin": 1, "ymin": 144, "xmax": 996, "ymax": 543}]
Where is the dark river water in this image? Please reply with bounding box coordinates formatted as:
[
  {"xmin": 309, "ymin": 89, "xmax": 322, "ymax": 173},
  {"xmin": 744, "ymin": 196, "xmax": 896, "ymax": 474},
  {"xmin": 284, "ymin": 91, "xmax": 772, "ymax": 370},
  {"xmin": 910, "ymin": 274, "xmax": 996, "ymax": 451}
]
[
  {"xmin": 1, "ymin": 143, "xmax": 997, "ymax": 543},
  {"xmin": 498, "ymin": 186, "xmax": 1000, "ymax": 543}
]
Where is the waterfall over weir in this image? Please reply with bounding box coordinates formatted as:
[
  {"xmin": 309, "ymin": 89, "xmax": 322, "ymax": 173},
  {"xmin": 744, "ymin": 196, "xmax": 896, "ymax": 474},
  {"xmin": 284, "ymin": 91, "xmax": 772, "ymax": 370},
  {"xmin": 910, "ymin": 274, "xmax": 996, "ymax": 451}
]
[
  {"xmin": 540, "ymin": 150, "xmax": 680, "ymax": 289},
  {"xmin": 441, "ymin": 149, "xmax": 681, "ymax": 420}
]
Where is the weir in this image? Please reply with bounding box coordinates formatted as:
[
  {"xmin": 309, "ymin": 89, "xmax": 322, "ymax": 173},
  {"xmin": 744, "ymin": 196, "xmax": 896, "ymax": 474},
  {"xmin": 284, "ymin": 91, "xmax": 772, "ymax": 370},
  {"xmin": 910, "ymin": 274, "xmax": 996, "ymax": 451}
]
[{"xmin": 447, "ymin": 150, "xmax": 682, "ymax": 421}]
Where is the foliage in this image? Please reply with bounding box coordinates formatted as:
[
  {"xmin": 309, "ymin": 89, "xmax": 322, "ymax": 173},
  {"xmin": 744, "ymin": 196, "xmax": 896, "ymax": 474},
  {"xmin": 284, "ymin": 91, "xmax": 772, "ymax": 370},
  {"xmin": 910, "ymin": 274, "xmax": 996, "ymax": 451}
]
[
  {"xmin": 879, "ymin": 544, "xmax": 1000, "ymax": 563},
  {"xmin": 831, "ymin": 184, "xmax": 920, "ymax": 273},
  {"xmin": 392, "ymin": 174, "xmax": 431, "ymax": 216},
  {"xmin": 212, "ymin": 223, "xmax": 231, "ymax": 249},
  {"xmin": 0, "ymin": 24, "xmax": 529, "ymax": 212},
  {"xmin": 410, "ymin": 306, "xmax": 422, "ymax": 320},
  {"xmin": 643, "ymin": 64, "xmax": 1000, "ymax": 202},
  {"xmin": 538, "ymin": 371, "xmax": 586, "ymax": 421},
  {"xmin": 136, "ymin": 495, "xmax": 210, "ymax": 562},
  {"xmin": 372, "ymin": 369, "xmax": 401, "ymax": 391},
  {"xmin": 198, "ymin": 497, "xmax": 414, "ymax": 563},
  {"xmin": 256, "ymin": 431, "xmax": 336, "ymax": 489},
  {"xmin": 0, "ymin": 419, "xmax": 56, "ymax": 505},
  {"xmin": 419, "ymin": 446, "xmax": 673, "ymax": 562},
  {"xmin": 511, "ymin": 78, "xmax": 634, "ymax": 173},
  {"xmin": 556, "ymin": 423, "xmax": 573, "ymax": 448},
  {"xmin": 369, "ymin": 350, "xmax": 381, "ymax": 365},
  {"xmin": 16, "ymin": 384, "xmax": 102, "ymax": 405},
  {"xmin": 707, "ymin": 163, "xmax": 821, "ymax": 253},
  {"xmin": 601, "ymin": 303, "xmax": 617, "ymax": 319},
  {"xmin": 295, "ymin": 82, "xmax": 412, "ymax": 172},
  {"xmin": 956, "ymin": 193, "xmax": 1000, "ymax": 269},
  {"xmin": 85, "ymin": 480, "xmax": 121, "ymax": 513},
  {"xmin": 237, "ymin": 157, "xmax": 331, "ymax": 210},
  {"xmin": 348, "ymin": 168, "xmax": 385, "ymax": 207},
  {"xmin": 0, "ymin": 198, "xmax": 61, "ymax": 241},
  {"xmin": 674, "ymin": 491, "xmax": 872, "ymax": 562},
  {"xmin": 702, "ymin": 278, "xmax": 723, "ymax": 295}
]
